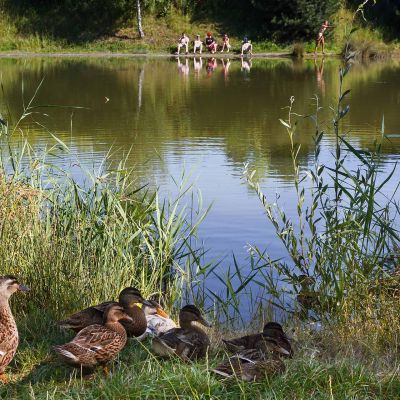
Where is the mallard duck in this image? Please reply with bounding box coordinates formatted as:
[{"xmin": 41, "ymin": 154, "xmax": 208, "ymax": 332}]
[
  {"xmin": 211, "ymin": 349, "xmax": 285, "ymax": 382},
  {"xmin": 143, "ymin": 300, "xmax": 176, "ymax": 336},
  {"xmin": 58, "ymin": 287, "xmax": 153, "ymax": 337},
  {"xmin": 53, "ymin": 304, "xmax": 132, "ymax": 376},
  {"xmin": 0, "ymin": 275, "xmax": 29, "ymax": 383},
  {"xmin": 296, "ymin": 275, "xmax": 320, "ymax": 311},
  {"xmin": 151, "ymin": 304, "xmax": 211, "ymax": 361},
  {"xmin": 222, "ymin": 322, "xmax": 292, "ymax": 357}
]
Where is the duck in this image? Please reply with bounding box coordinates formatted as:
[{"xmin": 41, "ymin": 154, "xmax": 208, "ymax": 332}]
[
  {"xmin": 142, "ymin": 300, "xmax": 177, "ymax": 336},
  {"xmin": 211, "ymin": 349, "xmax": 285, "ymax": 382},
  {"xmin": 222, "ymin": 322, "xmax": 293, "ymax": 357},
  {"xmin": 151, "ymin": 304, "xmax": 211, "ymax": 361},
  {"xmin": 58, "ymin": 287, "xmax": 153, "ymax": 337},
  {"xmin": 0, "ymin": 275, "xmax": 29, "ymax": 383},
  {"xmin": 53, "ymin": 304, "xmax": 132, "ymax": 376},
  {"xmin": 296, "ymin": 275, "xmax": 320, "ymax": 311}
]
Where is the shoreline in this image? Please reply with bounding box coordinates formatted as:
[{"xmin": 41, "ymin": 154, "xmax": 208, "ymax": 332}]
[{"xmin": 0, "ymin": 50, "xmax": 341, "ymax": 59}]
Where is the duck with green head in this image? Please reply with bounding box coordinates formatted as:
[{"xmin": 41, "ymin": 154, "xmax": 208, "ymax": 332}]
[{"xmin": 58, "ymin": 287, "xmax": 154, "ymax": 337}]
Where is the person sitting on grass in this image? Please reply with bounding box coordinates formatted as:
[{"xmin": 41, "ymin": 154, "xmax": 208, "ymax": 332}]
[
  {"xmin": 220, "ymin": 33, "xmax": 231, "ymax": 53},
  {"xmin": 193, "ymin": 35, "xmax": 203, "ymax": 54},
  {"xmin": 314, "ymin": 20, "xmax": 333, "ymax": 56},
  {"xmin": 176, "ymin": 32, "xmax": 189, "ymax": 55},
  {"xmin": 205, "ymin": 32, "xmax": 218, "ymax": 54},
  {"xmin": 241, "ymin": 36, "xmax": 253, "ymax": 55}
]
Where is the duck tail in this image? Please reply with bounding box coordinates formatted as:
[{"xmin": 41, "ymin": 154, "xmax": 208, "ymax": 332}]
[{"xmin": 52, "ymin": 345, "xmax": 79, "ymax": 363}]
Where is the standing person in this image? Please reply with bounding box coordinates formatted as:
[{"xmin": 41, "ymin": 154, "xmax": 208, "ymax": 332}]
[
  {"xmin": 177, "ymin": 32, "xmax": 189, "ymax": 55},
  {"xmin": 314, "ymin": 20, "xmax": 332, "ymax": 56},
  {"xmin": 205, "ymin": 32, "xmax": 218, "ymax": 54},
  {"xmin": 193, "ymin": 35, "xmax": 203, "ymax": 54},
  {"xmin": 241, "ymin": 36, "xmax": 252, "ymax": 55},
  {"xmin": 220, "ymin": 33, "xmax": 231, "ymax": 53}
]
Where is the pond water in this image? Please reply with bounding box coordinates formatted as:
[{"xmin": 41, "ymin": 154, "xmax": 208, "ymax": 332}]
[{"xmin": 1, "ymin": 56, "xmax": 400, "ymax": 312}]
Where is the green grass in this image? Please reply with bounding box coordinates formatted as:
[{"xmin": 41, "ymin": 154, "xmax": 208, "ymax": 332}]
[{"xmin": 1, "ymin": 312, "xmax": 399, "ymax": 399}]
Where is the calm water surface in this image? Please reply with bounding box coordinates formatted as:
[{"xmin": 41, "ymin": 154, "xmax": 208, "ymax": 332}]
[{"xmin": 1, "ymin": 56, "xmax": 400, "ymax": 304}]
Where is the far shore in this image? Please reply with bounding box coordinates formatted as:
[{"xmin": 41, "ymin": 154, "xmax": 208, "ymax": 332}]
[{"xmin": 0, "ymin": 50, "xmax": 342, "ymax": 59}]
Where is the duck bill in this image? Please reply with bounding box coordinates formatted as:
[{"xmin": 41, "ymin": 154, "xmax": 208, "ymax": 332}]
[
  {"xmin": 120, "ymin": 315, "xmax": 134, "ymax": 322},
  {"xmin": 142, "ymin": 299, "xmax": 155, "ymax": 307},
  {"xmin": 18, "ymin": 284, "xmax": 30, "ymax": 292},
  {"xmin": 156, "ymin": 307, "xmax": 169, "ymax": 318},
  {"xmin": 199, "ymin": 317, "xmax": 212, "ymax": 328}
]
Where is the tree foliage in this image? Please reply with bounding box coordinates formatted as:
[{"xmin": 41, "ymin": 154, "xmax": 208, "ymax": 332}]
[
  {"xmin": 250, "ymin": 0, "xmax": 340, "ymax": 41},
  {"xmin": 1, "ymin": 0, "xmax": 135, "ymax": 40}
]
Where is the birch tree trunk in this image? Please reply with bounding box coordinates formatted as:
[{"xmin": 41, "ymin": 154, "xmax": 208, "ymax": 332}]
[{"xmin": 136, "ymin": 0, "xmax": 145, "ymax": 38}]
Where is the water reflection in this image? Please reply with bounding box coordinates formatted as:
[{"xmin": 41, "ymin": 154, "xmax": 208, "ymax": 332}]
[
  {"xmin": 1, "ymin": 57, "xmax": 400, "ymax": 296},
  {"xmin": 240, "ymin": 57, "xmax": 252, "ymax": 73},
  {"xmin": 314, "ymin": 58, "xmax": 325, "ymax": 96}
]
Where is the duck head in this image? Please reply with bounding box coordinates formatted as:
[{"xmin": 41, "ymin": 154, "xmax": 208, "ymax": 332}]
[
  {"xmin": 0, "ymin": 275, "xmax": 29, "ymax": 300},
  {"xmin": 179, "ymin": 304, "xmax": 211, "ymax": 328},
  {"xmin": 143, "ymin": 299, "xmax": 169, "ymax": 318},
  {"xmin": 118, "ymin": 287, "xmax": 153, "ymax": 309},
  {"xmin": 103, "ymin": 304, "xmax": 133, "ymax": 324},
  {"xmin": 262, "ymin": 322, "xmax": 284, "ymax": 333}
]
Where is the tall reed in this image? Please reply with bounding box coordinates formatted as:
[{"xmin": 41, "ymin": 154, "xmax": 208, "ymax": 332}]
[{"xmin": 0, "ymin": 96, "xmax": 209, "ymax": 317}]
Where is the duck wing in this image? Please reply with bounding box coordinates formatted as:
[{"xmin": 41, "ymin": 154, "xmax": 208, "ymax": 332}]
[
  {"xmin": 222, "ymin": 333, "xmax": 263, "ymax": 352},
  {"xmin": 53, "ymin": 324, "xmax": 126, "ymax": 367},
  {"xmin": 58, "ymin": 303, "xmax": 112, "ymax": 332}
]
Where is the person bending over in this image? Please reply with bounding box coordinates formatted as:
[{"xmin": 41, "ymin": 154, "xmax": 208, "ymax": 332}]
[{"xmin": 241, "ymin": 36, "xmax": 252, "ymax": 55}]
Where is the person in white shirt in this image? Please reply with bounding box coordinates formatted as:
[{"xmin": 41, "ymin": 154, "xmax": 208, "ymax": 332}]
[
  {"xmin": 177, "ymin": 33, "xmax": 189, "ymax": 54},
  {"xmin": 193, "ymin": 35, "xmax": 203, "ymax": 54}
]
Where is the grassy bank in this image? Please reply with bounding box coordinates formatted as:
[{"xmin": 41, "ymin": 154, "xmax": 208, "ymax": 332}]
[
  {"xmin": 1, "ymin": 308, "xmax": 399, "ymax": 399},
  {"xmin": 0, "ymin": 7, "xmax": 396, "ymax": 58}
]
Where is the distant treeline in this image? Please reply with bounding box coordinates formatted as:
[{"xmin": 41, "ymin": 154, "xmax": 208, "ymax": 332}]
[{"xmin": 0, "ymin": 0, "xmax": 398, "ymax": 42}]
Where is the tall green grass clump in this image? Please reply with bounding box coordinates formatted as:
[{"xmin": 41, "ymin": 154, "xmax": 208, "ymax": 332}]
[
  {"xmin": 235, "ymin": 0, "xmax": 400, "ymax": 351},
  {"xmin": 0, "ymin": 96, "xmax": 208, "ymax": 318}
]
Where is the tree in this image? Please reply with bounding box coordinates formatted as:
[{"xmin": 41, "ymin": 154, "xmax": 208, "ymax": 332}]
[
  {"xmin": 250, "ymin": 0, "xmax": 339, "ymax": 42},
  {"xmin": 136, "ymin": 0, "xmax": 145, "ymax": 38}
]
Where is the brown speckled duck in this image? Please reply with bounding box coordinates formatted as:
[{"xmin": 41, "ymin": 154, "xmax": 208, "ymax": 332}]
[
  {"xmin": 0, "ymin": 275, "xmax": 29, "ymax": 383},
  {"xmin": 53, "ymin": 304, "xmax": 132, "ymax": 376},
  {"xmin": 151, "ymin": 305, "xmax": 211, "ymax": 361},
  {"xmin": 222, "ymin": 322, "xmax": 293, "ymax": 357},
  {"xmin": 211, "ymin": 349, "xmax": 286, "ymax": 382},
  {"xmin": 58, "ymin": 287, "xmax": 153, "ymax": 337}
]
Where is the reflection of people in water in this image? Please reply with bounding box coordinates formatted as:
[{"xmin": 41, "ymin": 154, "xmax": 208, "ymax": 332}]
[
  {"xmin": 314, "ymin": 58, "xmax": 325, "ymax": 96},
  {"xmin": 221, "ymin": 58, "xmax": 231, "ymax": 80},
  {"xmin": 193, "ymin": 57, "xmax": 203, "ymax": 78},
  {"xmin": 206, "ymin": 57, "xmax": 218, "ymax": 76},
  {"xmin": 177, "ymin": 57, "xmax": 189, "ymax": 77},
  {"xmin": 240, "ymin": 56, "xmax": 252, "ymax": 73}
]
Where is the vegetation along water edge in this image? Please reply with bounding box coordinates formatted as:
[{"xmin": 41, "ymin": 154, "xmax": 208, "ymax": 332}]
[{"xmin": 0, "ymin": 1, "xmax": 398, "ymax": 59}]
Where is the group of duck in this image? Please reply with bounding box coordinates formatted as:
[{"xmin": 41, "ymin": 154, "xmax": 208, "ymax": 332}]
[{"xmin": 0, "ymin": 276, "xmax": 293, "ymax": 383}]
